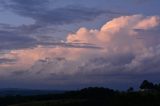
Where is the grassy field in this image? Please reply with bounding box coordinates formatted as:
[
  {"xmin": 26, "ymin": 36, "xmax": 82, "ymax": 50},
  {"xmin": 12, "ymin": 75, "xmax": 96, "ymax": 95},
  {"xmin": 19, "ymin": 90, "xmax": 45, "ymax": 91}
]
[
  {"xmin": 6, "ymin": 91, "xmax": 160, "ymax": 106},
  {"xmin": 9, "ymin": 99, "xmax": 86, "ymax": 106}
]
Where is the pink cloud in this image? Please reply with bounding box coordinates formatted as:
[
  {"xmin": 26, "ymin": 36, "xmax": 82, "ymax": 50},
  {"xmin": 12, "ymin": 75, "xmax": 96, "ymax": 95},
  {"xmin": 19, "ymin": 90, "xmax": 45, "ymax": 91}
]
[{"xmin": 0, "ymin": 15, "xmax": 160, "ymax": 85}]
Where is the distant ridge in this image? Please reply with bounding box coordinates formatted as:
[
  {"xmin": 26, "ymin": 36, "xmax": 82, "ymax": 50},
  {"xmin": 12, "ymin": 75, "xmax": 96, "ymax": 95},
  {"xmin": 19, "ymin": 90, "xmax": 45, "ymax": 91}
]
[{"xmin": 0, "ymin": 88, "xmax": 65, "ymax": 96}]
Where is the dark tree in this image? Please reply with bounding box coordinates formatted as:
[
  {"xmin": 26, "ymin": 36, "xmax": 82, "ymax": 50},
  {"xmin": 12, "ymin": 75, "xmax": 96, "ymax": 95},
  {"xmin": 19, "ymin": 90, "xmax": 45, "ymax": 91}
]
[
  {"xmin": 127, "ymin": 87, "xmax": 134, "ymax": 92},
  {"xmin": 140, "ymin": 80, "xmax": 154, "ymax": 89}
]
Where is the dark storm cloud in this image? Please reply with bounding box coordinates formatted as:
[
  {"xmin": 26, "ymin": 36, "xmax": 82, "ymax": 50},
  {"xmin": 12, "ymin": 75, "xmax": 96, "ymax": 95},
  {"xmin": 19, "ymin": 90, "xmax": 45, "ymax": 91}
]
[
  {"xmin": 0, "ymin": 30, "xmax": 37, "ymax": 50},
  {"xmin": 89, "ymin": 53, "xmax": 135, "ymax": 66},
  {"xmin": 2, "ymin": 0, "xmax": 117, "ymax": 25},
  {"xmin": 2, "ymin": 46, "xmax": 160, "ymax": 90},
  {"xmin": 32, "ymin": 6, "xmax": 105, "ymax": 25},
  {"xmin": 46, "ymin": 54, "xmax": 160, "ymax": 89}
]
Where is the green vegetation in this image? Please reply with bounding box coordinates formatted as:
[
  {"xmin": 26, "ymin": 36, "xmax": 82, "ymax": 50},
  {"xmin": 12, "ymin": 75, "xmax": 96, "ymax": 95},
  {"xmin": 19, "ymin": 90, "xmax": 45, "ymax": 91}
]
[{"xmin": 1, "ymin": 80, "xmax": 160, "ymax": 106}]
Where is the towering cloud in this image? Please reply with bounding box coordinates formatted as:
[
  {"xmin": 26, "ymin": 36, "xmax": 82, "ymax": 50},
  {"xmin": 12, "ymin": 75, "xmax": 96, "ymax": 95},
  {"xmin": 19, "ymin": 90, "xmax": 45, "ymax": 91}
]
[{"xmin": 0, "ymin": 15, "xmax": 160, "ymax": 88}]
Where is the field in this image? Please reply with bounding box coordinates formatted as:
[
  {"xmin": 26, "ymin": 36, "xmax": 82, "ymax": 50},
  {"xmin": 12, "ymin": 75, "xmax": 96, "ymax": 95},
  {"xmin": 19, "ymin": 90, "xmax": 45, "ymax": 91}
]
[{"xmin": 0, "ymin": 87, "xmax": 159, "ymax": 106}]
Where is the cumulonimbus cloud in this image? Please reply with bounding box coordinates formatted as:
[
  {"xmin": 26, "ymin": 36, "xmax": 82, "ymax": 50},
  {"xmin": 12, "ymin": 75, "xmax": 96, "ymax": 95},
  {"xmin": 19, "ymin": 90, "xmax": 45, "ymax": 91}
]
[{"xmin": 0, "ymin": 14, "xmax": 160, "ymax": 87}]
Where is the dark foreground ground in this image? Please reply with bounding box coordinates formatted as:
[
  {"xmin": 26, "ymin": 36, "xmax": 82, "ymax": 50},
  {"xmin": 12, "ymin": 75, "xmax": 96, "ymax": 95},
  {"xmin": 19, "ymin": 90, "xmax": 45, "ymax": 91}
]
[{"xmin": 0, "ymin": 87, "xmax": 160, "ymax": 106}]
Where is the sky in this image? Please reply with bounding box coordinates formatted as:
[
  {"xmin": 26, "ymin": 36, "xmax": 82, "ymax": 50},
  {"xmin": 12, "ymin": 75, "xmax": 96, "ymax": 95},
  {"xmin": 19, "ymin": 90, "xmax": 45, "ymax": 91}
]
[{"xmin": 0, "ymin": 0, "xmax": 160, "ymax": 90}]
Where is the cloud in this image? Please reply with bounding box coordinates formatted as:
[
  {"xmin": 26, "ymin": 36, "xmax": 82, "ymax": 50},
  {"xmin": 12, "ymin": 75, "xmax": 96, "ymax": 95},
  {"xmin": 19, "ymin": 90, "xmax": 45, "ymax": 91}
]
[
  {"xmin": 2, "ymin": 0, "xmax": 108, "ymax": 25},
  {"xmin": 41, "ymin": 42, "xmax": 103, "ymax": 49},
  {"xmin": 0, "ymin": 29, "xmax": 37, "ymax": 50},
  {"xmin": 0, "ymin": 0, "xmax": 123, "ymax": 40},
  {"xmin": 0, "ymin": 23, "xmax": 103, "ymax": 52},
  {"xmin": 0, "ymin": 58, "xmax": 17, "ymax": 64},
  {"xmin": 135, "ymin": 16, "xmax": 160, "ymax": 30},
  {"xmin": 67, "ymin": 15, "xmax": 160, "ymax": 50},
  {"xmin": 0, "ymin": 14, "xmax": 160, "ymax": 89},
  {"xmin": 0, "ymin": 0, "xmax": 118, "ymax": 52}
]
